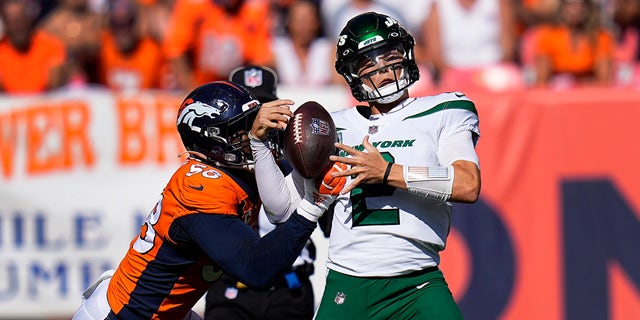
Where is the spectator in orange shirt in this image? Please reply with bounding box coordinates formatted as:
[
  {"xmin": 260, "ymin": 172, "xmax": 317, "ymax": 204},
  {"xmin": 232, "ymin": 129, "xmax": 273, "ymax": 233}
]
[
  {"xmin": 163, "ymin": 0, "xmax": 275, "ymax": 91},
  {"xmin": 533, "ymin": 0, "xmax": 614, "ymax": 87},
  {"xmin": 98, "ymin": 0, "xmax": 169, "ymax": 91},
  {"xmin": 0, "ymin": 0, "xmax": 70, "ymax": 93}
]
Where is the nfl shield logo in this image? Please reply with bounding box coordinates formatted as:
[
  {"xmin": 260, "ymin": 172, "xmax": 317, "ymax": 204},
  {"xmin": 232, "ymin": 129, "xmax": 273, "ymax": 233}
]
[
  {"xmin": 334, "ymin": 292, "xmax": 346, "ymax": 305},
  {"xmin": 368, "ymin": 125, "xmax": 378, "ymax": 135},
  {"xmin": 311, "ymin": 118, "xmax": 331, "ymax": 136},
  {"xmin": 224, "ymin": 287, "xmax": 239, "ymax": 300},
  {"xmin": 243, "ymin": 69, "xmax": 263, "ymax": 88}
]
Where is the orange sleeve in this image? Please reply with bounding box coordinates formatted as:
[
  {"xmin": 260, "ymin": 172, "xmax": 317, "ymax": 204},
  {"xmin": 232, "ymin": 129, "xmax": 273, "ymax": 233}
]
[
  {"xmin": 178, "ymin": 173, "xmax": 244, "ymax": 216},
  {"xmin": 167, "ymin": 160, "xmax": 247, "ymax": 216}
]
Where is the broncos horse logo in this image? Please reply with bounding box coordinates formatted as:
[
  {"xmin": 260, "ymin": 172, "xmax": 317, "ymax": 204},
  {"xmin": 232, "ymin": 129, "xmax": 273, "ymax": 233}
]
[{"xmin": 177, "ymin": 99, "xmax": 225, "ymax": 130}]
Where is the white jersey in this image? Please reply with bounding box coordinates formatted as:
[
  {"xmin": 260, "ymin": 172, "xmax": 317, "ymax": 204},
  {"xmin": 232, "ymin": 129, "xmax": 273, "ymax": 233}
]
[{"xmin": 327, "ymin": 92, "xmax": 480, "ymax": 277}]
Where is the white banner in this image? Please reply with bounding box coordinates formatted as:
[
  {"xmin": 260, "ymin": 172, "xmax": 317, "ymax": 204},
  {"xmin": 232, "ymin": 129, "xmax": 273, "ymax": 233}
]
[{"xmin": 0, "ymin": 86, "xmax": 349, "ymax": 318}]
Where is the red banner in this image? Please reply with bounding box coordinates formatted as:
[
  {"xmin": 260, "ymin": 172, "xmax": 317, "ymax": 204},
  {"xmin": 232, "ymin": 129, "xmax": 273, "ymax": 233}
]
[{"xmin": 440, "ymin": 86, "xmax": 640, "ymax": 320}]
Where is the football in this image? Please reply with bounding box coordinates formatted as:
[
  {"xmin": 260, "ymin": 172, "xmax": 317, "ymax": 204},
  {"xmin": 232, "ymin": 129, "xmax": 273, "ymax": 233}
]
[{"xmin": 284, "ymin": 101, "xmax": 337, "ymax": 178}]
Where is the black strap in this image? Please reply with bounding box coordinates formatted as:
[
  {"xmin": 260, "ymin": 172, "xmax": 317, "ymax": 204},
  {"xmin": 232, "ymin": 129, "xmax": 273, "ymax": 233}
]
[{"xmin": 382, "ymin": 162, "xmax": 393, "ymax": 185}]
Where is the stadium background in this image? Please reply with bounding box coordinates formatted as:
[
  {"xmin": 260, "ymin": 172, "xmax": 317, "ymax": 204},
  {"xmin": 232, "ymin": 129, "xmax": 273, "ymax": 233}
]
[{"xmin": 1, "ymin": 84, "xmax": 639, "ymax": 320}]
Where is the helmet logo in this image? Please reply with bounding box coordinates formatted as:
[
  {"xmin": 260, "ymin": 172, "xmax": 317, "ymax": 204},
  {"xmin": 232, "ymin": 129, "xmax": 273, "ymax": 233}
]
[
  {"xmin": 177, "ymin": 101, "xmax": 222, "ymax": 129},
  {"xmin": 338, "ymin": 34, "xmax": 347, "ymax": 46},
  {"xmin": 358, "ymin": 35, "xmax": 383, "ymax": 49},
  {"xmin": 384, "ymin": 17, "xmax": 398, "ymax": 27}
]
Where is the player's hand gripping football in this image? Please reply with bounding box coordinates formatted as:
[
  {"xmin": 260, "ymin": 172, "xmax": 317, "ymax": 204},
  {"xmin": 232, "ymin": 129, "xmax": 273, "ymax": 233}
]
[
  {"xmin": 249, "ymin": 99, "xmax": 294, "ymax": 141},
  {"xmin": 296, "ymin": 162, "xmax": 348, "ymax": 222}
]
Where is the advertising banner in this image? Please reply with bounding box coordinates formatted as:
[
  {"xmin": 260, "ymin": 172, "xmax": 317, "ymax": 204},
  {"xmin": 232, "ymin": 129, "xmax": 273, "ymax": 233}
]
[{"xmin": 1, "ymin": 86, "xmax": 638, "ymax": 319}]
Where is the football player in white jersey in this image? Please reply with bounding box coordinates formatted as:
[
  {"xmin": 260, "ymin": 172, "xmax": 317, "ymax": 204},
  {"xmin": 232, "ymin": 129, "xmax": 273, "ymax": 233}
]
[{"xmin": 249, "ymin": 12, "xmax": 481, "ymax": 320}]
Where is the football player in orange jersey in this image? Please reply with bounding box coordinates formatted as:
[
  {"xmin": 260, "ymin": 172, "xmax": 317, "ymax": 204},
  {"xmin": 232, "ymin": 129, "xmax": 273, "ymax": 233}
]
[{"xmin": 73, "ymin": 81, "xmax": 343, "ymax": 320}]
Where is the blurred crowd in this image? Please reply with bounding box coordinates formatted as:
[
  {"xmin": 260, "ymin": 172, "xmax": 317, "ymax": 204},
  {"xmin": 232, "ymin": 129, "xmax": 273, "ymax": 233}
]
[{"xmin": 0, "ymin": 0, "xmax": 639, "ymax": 95}]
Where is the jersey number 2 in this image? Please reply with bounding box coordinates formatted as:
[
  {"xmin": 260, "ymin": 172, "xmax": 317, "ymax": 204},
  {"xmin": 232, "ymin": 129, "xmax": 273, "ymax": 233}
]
[{"xmin": 350, "ymin": 152, "xmax": 399, "ymax": 227}]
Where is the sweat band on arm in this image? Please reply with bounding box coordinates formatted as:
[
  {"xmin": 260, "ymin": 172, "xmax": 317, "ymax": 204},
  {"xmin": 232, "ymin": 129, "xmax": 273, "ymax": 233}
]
[
  {"xmin": 403, "ymin": 165, "xmax": 454, "ymax": 202},
  {"xmin": 296, "ymin": 199, "xmax": 325, "ymax": 223}
]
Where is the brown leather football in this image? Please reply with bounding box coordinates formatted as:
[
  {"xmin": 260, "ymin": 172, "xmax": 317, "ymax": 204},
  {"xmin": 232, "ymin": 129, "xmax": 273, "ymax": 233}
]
[{"xmin": 284, "ymin": 101, "xmax": 337, "ymax": 178}]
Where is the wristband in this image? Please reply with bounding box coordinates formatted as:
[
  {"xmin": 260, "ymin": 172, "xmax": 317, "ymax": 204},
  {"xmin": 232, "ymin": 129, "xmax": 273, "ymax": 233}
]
[
  {"xmin": 402, "ymin": 165, "xmax": 454, "ymax": 201},
  {"xmin": 382, "ymin": 162, "xmax": 393, "ymax": 185},
  {"xmin": 296, "ymin": 199, "xmax": 325, "ymax": 222}
]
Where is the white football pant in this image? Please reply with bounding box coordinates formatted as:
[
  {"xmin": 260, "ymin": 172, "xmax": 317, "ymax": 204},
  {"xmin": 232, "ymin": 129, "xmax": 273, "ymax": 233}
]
[{"xmin": 72, "ymin": 270, "xmax": 202, "ymax": 320}]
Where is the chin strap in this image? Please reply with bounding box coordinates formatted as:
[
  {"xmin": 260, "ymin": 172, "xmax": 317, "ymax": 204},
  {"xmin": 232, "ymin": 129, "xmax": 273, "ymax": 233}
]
[
  {"xmin": 375, "ymin": 90, "xmax": 406, "ymax": 104},
  {"xmin": 361, "ymin": 66, "xmax": 411, "ymax": 103}
]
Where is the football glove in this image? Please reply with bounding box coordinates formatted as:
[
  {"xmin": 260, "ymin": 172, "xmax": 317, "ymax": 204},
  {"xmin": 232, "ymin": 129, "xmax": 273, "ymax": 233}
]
[
  {"xmin": 296, "ymin": 162, "xmax": 348, "ymax": 222},
  {"xmin": 316, "ymin": 162, "xmax": 348, "ymax": 195}
]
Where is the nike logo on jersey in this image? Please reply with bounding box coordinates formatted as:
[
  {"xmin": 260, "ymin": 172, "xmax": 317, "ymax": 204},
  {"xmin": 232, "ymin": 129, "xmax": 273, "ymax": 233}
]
[
  {"xmin": 416, "ymin": 281, "xmax": 430, "ymax": 290},
  {"xmin": 188, "ymin": 184, "xmax": 204, "ymax": 191}
]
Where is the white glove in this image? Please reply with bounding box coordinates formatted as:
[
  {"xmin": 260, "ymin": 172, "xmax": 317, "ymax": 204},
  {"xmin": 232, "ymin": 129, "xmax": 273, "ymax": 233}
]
[
  {"xmin": 296, "ymin": 179, "xmax": 335, "ymax": 222},
  {"xmin": 296, "ymin": 162, "xmax": 347, "ymax": 222}
]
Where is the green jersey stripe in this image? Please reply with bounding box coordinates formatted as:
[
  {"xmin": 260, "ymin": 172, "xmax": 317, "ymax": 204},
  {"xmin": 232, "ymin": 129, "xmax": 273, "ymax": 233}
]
[{"xmin": 403, "ymin": 100, "xmax": 477, "ymax": 120}]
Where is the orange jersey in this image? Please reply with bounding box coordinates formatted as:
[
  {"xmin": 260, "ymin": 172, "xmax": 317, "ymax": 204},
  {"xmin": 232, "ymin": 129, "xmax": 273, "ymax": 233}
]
[
  {"xmin": 163, "ymin": 0, "xmax": 274, "ymax": 83},
  {"xmin": 107, "ymin": 158, "xmax": 260, "ymax": 319},
  {"xmin": 535, "ymin": 25, "xmax": 614, "ymax": 75},
  {"xmin": 99, "ymin": 32, "xmax": 166, "ymax": 90},
  {"xmin": 0, "ymin": 30, "xmax": 66, "ymax": 93}
]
